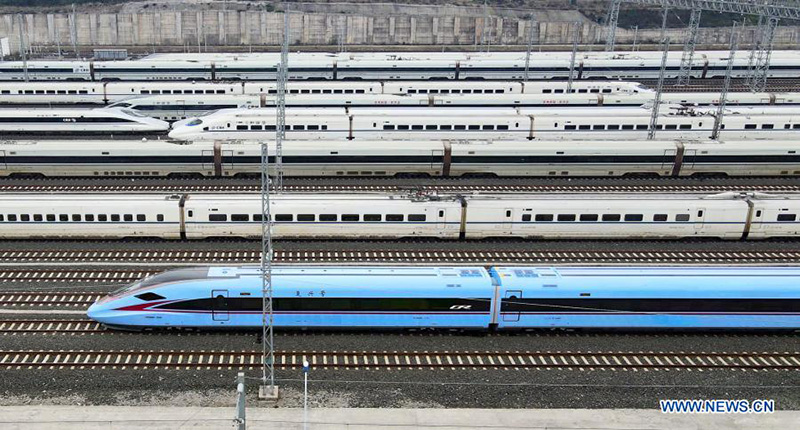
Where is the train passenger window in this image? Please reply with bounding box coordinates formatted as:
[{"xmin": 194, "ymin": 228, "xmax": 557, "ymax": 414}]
[
  {"xmin": 312, "ymin": 90, "xmax": 321, "ymax": 94},
  {"xmin": 607, "ymin": 125, "xmax": 620, "ymax": 130},
  {"xmin": 441, "ymin": 90, "xmax": 451, "ymax": 94},
  {"xmin": 85, "ymin": 214, "xmax": 94, "ymax": 222},
  {"xmin": 675, "ymin": 214, "xmax": 690, "ymax": 222},
  {"xmin": 793, "ymin": 124, "xmax": 800, "ymax": 129},
  {"xmin": 33, "ymin": 214, "xmax": 43, "ymax": 222},
  {"xmin": 268, "ymin": 89, "xmax": 278, "ymax": 94},
  {"xmin": 0, "ymin": 90, "xmax": 8, "ymax": 94},
  {"xmin": 744, "ymin": 124, "xmax": 757, "ymax": 129},
  {"xmin": 356, "ymin": 89, "xmax": 366, "ymax": 94},
  {"xmin": 408, "ymin": 214, "xmax": 426, "ymax": 222},
  {"xmin": 293, "ymin": 125, "xmax": 306, "ymax": 131},
  {"xmin": 497, "ymin": 125, "xmax": 509, "ymax": 130},
  {"xmin": 441, "ymin": 125, "xmax": 453, "ymax": 130},
  {"xmin": 344, "ymin": 89, "xmax": 354, "ymax": 94},
  {"xmin": 72, "ymin": 214, "xmax": 82, "ymax": 222},
  {"xmin": 341, "ymin": 214, "xmax": 360, "ymax": 222},
  {"xmin": 565, "ymin": 125, "xmax": 577, "ymax": 130},
  {"xmin": 135, "ymin": 292, "xmax": 166, "ymax": 301},
  {"xmin": 522, "ymin": 214, "xmax": 532, "ymax": 222},
  {"xmin": 397, "ymin": 125, "xmax": 409, "ymax": 130},
  {"xmin": 236, "ymin": 125, "xmax": 248, "ymax": 130},
  {"xmin": 592, "ymin": 125, "xmax": 605, "ymax": 130},
  {"xmin": 578, "ymin": 89, "xmax": 588, "ymax": 93},
  {"xmin": 275, "ymin": 214, "xmax": 293, "ymax": 222},
  {"xmin": 216, "ymin": 90, "xmax": 225, "ymax": 94},
  {"xmin": 182, "ymin": 90, "xmax": 192, "ymax": 94},
  {"xmin": 290, "ymin": 90, "xmax": 300, "ymax": 94},
  {"xmin": 386, "ymin": 214, "xmax": 404, "ymax": 222},
  {"xmin": 578, "ymin": 125, "xmax": 591, "ymax": 130},
  {"xmin": 602, "ymin": 214, "xmax": 621, "ymax": 222},
  {"xmin": 762, "ymin": 124, "xmax": 774, "ymax": 129},
  {"xmin": 785, "ymin": 124, "xmax": 791, "ymax": 129},
  {"xmin": 333, "ymin": 90, "xmax": 343, "ymax": 94},
  {"xmin": 20, "ymin": 214, "xmax": 30, "ymax": 222},
  {"xmin": 621, "ymin": 125, "xmax": 634, "ymax": 130},
  {"xmin": 543, "ymin": 89, "xmax": 552, "ymax": 94},
  {"xmin": 47, "ymin": 214, "xmax": 55, "ymax": 222},
  {"xmin": 557, "ymin": 214, "xmax": 576, "ymax": 222},
  {"xmin": 265, "ymin": 125, "xmax": 277, "ymax": 131},
  {"xmin": 430, "ymin": 90, "xmax": 440, "ymax": 94},
  {"xmin": 364, "ymin": 214, "xmax": 382, "ymax": 222},
  {"xmin": 653, "ymin": 214, "xmax": 668, "ymax": 222},
  {"xmin": 157, "ymin": 214, "xmax": 164, "ymax": 222},
  {"xmin": 412, "ymin": 125, "xmax": 424, "ymax": 130},
  {"xmin": 307, "ymin": 125, "xmax": 319, "ymax": 130},
  {"xmin": 636, "ymin": 125, "xmax": 648, "ymax": 130},
  {"xmin": 624, "ymin": 214, "xmax": 644, "ymax": 222},
  {"xmin": 482, "ymin": 125, "xmax": 494, "ymax": 130},
  {"xmin": 136, "ymin": 214, "xmax": 146, "ymax": 222},
  {"xmin": 209, "ymin": 214, "xmax": 227, "ymax": 222},
  {"xmin": 452, "ymin": 89, "xmax": 461, "ymax": 94},
  {"xmin": 231, "ymin": 214, "xmax": 249, "ymax": 222},
  {"xmin": 468, "ymin": 125, "xmax": 480, "ymax": 130},
  {"xmin": 319, "ymin": 214, "xmax": 337, "ymax": 221},
  {"xmin": 472, "ymin": 90, "xmax": 481, "ymax": 94},
  {"xmin": 665, "ymin": 124, "xmax": 677, "ymax": 130},
  {"xmin": 579, "ymin": 214, "xmax": 598, "ymax": 222},
  {"xmin": 602, "ymin": 89, "xmax": 611, "ymax": 93},
  {"xmin": 46, "ymin": 90, "xmax": 55, "ymax": 94},
  {"xmin": 252, "ymin": 214, "xmax": 263, "ymax": 222},
  {"xmin": 679, "ymin": 124, "xmax": 692, "ymax": 130},
  {"xmin": 591, "ymin": 89, "xmax": 601, "ymax": 93},
  {"xmin": 250, "ymin": 125, "xmax": 263, "ymax": 130},
  {"xmin": 655, "ymin": 125, "xmax": 663, "ymax": 130},
  {"xmin": 554, "ymin": 89, "xmax": 564, "ymax": 94},
  {"xmin": 68, "ymin": 90, "xmax": 77, "ymax": 94},
  {"xmin": 426, "ymin": 125, "xmax": 438, "ymax": 130},
  {"xmin": 297, "ymin": 214, "xmax": 315, "ymax": 222},
  {"xmin": 778, "ymin": 214, "xmax": 797, "ymax": 222},
  {"xmin": 141, "ymin": 90, "xmax": 150, "ymax": 94},
  {"xmin": 122, "ymin": 214, "xmax": 132, "ymax": 222},
  {"xmin": 321, "ymin": 89, "xmax": 332, "ymax": 94},
  {"xmin": 454, "ymin": 125, "xmax": 466, "ymax": 130},
  {"xmin": 535, "ymin": 214, "xmax": 553, "ymax": 222},
  {"xmin": 0, "ymin": 215, "xmax": 4, "ymax": 221},
  {"xmin": 7, "ymin": 214, "xmax": 16, "ymax": 222},
  {"xmin": 408, "ymin": 89, "xmax": 417, "ymax": 94},
  {"xmin": 111, "ymin": 214, "xmax": 120, "ymax": 222}
]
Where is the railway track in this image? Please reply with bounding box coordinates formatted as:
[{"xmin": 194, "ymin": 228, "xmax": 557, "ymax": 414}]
[
  {"xmin": 0, "ymin": 292, "xmax": 106, "ymax": 307},
  {"xmin": 1, "ymin": 249, "xmax": 799, "ymax": 268},
  {"xmin": 1, "ymin": 183, "xmax": 799, "ymax": 194},
  {"xmin": 0, "ymin": 349, "xmax": 796, "ymax": 371},
  {"xmin": 0, "ymin": 319, "xmax": 105, "ymax": 333}
]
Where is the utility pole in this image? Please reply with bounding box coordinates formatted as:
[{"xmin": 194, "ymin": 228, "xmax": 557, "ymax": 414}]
[
  {"xmin": 70, "ymin": 3, "xmax": 78, "ymax": 59},
  {"xmin": 648, "ymin": 37, "xmax": 670, "ymax": 140},
  {"xmin": 659, "ymin": 5, "xmax": 669, "ymax": 43},
  {"xmin": 234, "ymin": 372, "xmax": 246, "ymax": 430},
  {"xmin": 275, "ymin": 5, "xmax": 289, "ymax": 192},
  {"xmin": 712, "ymin": 22, "xmax": 739, "ymax": 140},
  {"xmin": 676, "ymin": 5, "xmax": 701, "ymax": 86},
  {"xmin": 567, "ymin": 22, "xmax": 580, "ymax": 93},
  {"xmin": 17, "ymin": 15, "xmax": 28, "ymax": 82},
  {"xmin": 604, "ymin": 0, "xmax": 622, "ymax": 51},
  {"xmin": 524, "ymin": 16, "xmax": 535, "ymax": 81}
]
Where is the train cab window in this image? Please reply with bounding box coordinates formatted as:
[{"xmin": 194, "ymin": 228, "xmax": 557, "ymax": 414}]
[
  {"xmin": 744, "ymin": 124, "xmax": 757, "ymax": 129},
  {"xmin": 454, "ymin": 125, "xmax": 466, "ymax": 130},
  {"xmin": 231, "ymin": 214, "xmax": 249, "ymax": 222},
  {"xmin": 157, "ymin": 214, "xmax": 164, "ymax": 222},
  {"xmin": 341, "ymin": 214, "xmax": 360, "ymax": 222},
  {"xmin": 468, "ymin": 125, "xmax": 480, "ymax": 130},
  {"xmin": 236, "ymin": 125, "xmax": 248, "ymax": 130},
  {"xmin": 411, "ymin": 125, "xmax": 424, "ymax": 130},
  {"xmin": 522, "ymin": 214, "xmax": 532, "ymax": 222},
  {"xmin": 441, "ymin": 125, "xmax": 453, "ymax": 130},
  {"xmin": 602, "ymin": 214, "xmax": 621, "ymax": 222},
  {"xmin": 778, "ymin": 214, "xmax": 797, "ymax": 222},
  {"xmin": 653, "ymin": 214, "xmax": 668, "ymax": 222},
  {"xmin": 578, "ymin": 125, "xmax": 591, "ymax": 130},
  {"xmin": 20, "ymin": 214, "xmax": 30, "ymax": 222},
  {"xmin": 579, "ymin": 214, "xmax": 598, "ymax": 222},
  {"xmin": 319, "ymin": 214, "xmax": 337, "ymax": 221},
  {"xmin": 426, "ymin": 125, "xmax": 438, "ymax": 130},
  {"xmin": 624, "ymin": 214, "xmax": 644, "ymax": 222},
  {"xmin": 85, "ymin": 214, "xmax": 94, "ymax": 222},
  {"xmin": 296, "ymin": 214, "xmax": 315, "ymax": 222},
  {"xmin": 535, "ymin": 214, "xmax": 553, "ymax": 222},
  {"xmin": 209, "ymin": 214, "xmax": 228, "ymax": 222},
  {"xmin": 565, "ymin": 125, "xmax": 577, "ymax": 130},
  {"xmin": 136, "ymin": 214, "xmax": 146, "ymax": 222},
  {"xmin": 47, "ymin": 214, "xmax": 55, "ymax": 222},
  {"xmin": 679, "ymin": 124, "xmax": 692, "ymax": 130},
  {"xmin": 72, "ymin": 214, "xmax": 82, "ymax": 222},
  {"xmin": 408, "ymin": 214, "xmax": 426, "ymax": 222},
  {"xmin": 275, "ymin": 214, "xmax": 293, "ymax": 222},
  {"xmin": 607, "ymin": 124, "xmax": 620, "ymax": 130},
  {"xmin": 762, "ymin": 124, "xmax": 774, "ymax": 129},
  {"xmin": 621, "ymin": 125, "xmax": 634, "ymax": 130},
  {"xmin": 135, "ymin": 292, "xmax": 166, "ymax": 301},
  {"xmin": 636, "ymin": 125, "xmax": 648, "ymax": 130},
  {"xmin": 557, "ymin": 214, "xmax": 576, "ymax": 222},
  {"xmin": 397, "ymin": 125, "xmax": 409, "ymax": 130},
  {"xmin": 364, "ymin": 214, "xmax": 382, "ymax": 222},
  {"xmin": 665, "ymin": 124, "xmax": 678, "ymax": 130},
  {"xmin": 33, "ymin": 214, "xmax": 43, "ymax": 222},
  {"xmin": 386, "ymin": 214, "xmax": 404, "ymax": 222},
  {"xmin": 675, "ymin": 214, "xmax": 690, "ymax": 222}
]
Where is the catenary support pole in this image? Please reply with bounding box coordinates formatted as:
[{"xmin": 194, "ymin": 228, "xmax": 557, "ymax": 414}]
[
  {"xmin": 712, "ymin": 22, "xmax": 739, "ymax": 140},
  {"xmin": 648, "ymin": 37, "xmax": 670, "ymax": 140}
]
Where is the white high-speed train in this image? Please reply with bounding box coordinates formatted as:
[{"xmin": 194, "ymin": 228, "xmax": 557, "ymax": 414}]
[
  {"xmin": 2, "ymin": 50, "xmax": 800, "ymax": 81},
  {"xmin": 167, "ymin": 105, "xmax": 800, "ymax": 141},
  {"xmin": 0, "ymin": 107, "xmax": 169, "ymax": 135},
  {"xmin": 2, "ymin": 139, "xmax": 800, "ymax": 178},
  {"xmin": 110, "ymin": 91, "xmax": 800, "ymax": 121},
  {"xmin": 0, "ymin": 191, "xmax": 797, "ymax": 240},
  {"xmin": 0, "ymin": 80, "xmax": 649, "ymax": 105}
]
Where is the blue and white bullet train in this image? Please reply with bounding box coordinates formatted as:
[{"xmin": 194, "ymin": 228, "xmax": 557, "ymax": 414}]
[{"xmin": 87, "ymin": 266, "xmax": 800, "ymax": 330}]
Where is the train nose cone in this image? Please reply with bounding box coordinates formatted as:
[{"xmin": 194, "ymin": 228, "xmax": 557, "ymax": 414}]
[{"xmin": 86, "ymin": 301, "xmax": 105, "ymax": 323}]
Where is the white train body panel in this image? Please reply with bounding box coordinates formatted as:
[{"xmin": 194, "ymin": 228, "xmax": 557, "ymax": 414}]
[
  {"xmin": 0, "ymin": 194, "xmax": 181, "ymax": 239},
  {"xmin": 0, "ymin": 107, "xmax": 169, "ymax": 134},
  {"xmin": 747, "ymin": 198, "xmax": 800, "ymax": 239},
  {"xmin": 93, "ymin": 61, "xmax": 212, "ymax": 81},
  {"xmin": 182, "ymin": 194, "xmax": 463, "ymax": 239},
  {"xmin": 463, "ymin": 195, "xmax": 748, "ymax": 239}
]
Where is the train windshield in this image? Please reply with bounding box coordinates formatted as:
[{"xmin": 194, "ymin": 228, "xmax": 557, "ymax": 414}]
[
  {"xmin": 110, "ymin": 267, "xmax": 210, "ymax": 296},
  {"xmin": 186, "ymin": 118, "xmax": 203, "ymax": 126},
  {"xmin": 121, "ymin": 108, "xmax": 147, "ymax": 118},
  {"xmin": 108, "ymin": 102, "xmax": 132, "ymax": 109}
]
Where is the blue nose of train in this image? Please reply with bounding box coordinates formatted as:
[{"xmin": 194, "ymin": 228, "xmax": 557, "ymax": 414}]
[{"xmin": 86, "ymin": 301, "xmax": 111, "ymax": 325}]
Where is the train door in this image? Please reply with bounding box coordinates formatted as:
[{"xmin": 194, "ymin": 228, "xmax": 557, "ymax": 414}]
[
  {"xmin": 661, "ymin": 149, "xmax": 676, "ymax": 171},
  {"xmin": 175, "ymin": 100, "xmax": 187, "ymax": 119},
  {"xmin": 201, "ymin": 150, "xmax": 215, "ymax": 170},
  {"xmin": 437, "ymin": 208, "xmax": 447, "ymax": 230},
  {"xmin": 221, "ymin": 149, "xmax": 234, "ymax": 171},
  {"xmin": 0, "ymin": 150, "xmax": 5, "ymax": 170},
  {"xmin": 683, "ymin": 149, "xmax": 697, "ymax": 168},
  {"xmin": 431, "ymin": 149, "xmax": 444, "ymax": 172},
  {"xmin": 694, "ymin": 208, "xmax": 706, "ymax": 231},
  {"xmin": 502, "ymin": 290, "xmax": 522, "ymax": 322},
  {"xmin": 211, "ymin": 289, "xmax": 230, "ymax": 321},
  {"xmin": 502, "ymin": 208, "xmax": 514, "ymax": 234}
]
